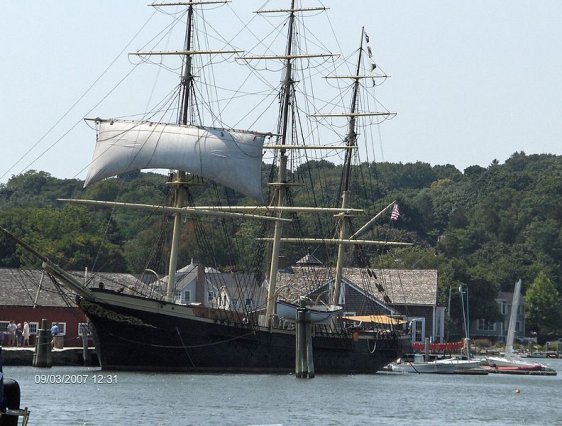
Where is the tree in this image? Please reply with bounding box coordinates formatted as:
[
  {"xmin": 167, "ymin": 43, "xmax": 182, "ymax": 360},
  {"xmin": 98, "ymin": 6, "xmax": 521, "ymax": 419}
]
[{"xmin": 525, "ymin": 271, "xmax": 562, "ymax": 344}]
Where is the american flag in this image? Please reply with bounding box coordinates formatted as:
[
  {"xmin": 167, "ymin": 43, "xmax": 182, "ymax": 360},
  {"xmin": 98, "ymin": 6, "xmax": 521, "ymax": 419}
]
[{"xmin": 390, "ymin": 203, "xmax": 400, "ymax": 221}]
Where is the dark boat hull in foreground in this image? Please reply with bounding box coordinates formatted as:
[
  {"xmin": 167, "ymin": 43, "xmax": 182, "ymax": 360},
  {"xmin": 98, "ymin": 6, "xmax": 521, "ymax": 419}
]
[{"xmin": 79, "ymin": 290, "xmax": 409, "ymax": 373}]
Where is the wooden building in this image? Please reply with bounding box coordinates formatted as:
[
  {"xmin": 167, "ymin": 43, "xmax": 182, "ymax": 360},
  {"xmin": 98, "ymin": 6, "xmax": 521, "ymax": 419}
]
[{"xmin": 0, "ymin": 268, "xmax": 139, "ymax": 347}]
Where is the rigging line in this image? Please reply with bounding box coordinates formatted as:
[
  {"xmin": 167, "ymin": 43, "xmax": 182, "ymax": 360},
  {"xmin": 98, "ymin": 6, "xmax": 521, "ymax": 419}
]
[
  {"xmin": 22, "ymin": 64, "xmax": 140, "ymax": 180},
  {"xmin": 200, "ymin": 15, "xmax": 224, "ymax": 127},
  {"xmin": 12, "ymin": 269, "xmax": 36, "ymax": 306},
  {"xmin": 46, "ymin": 272, "xmax": 78, "ymax": 309},
  {"xmin": 136, "ymin": 7, "xmax": 187, "ymax": 54},
  {"xmin": 145, "ymin": 6, "xmax": 178, "ymax": 117},
  {"xmin": 176, "ymin": 326, "xmax": 196, "ymax": 367},
  {"xmin": 0, "ymin": 10, "xmax": 158, "ymax": 183},
  {"xmin": 245, "ymin": 3, "xmax": 292, "ymax": 58},
  {"xmin": 322, "ymin": 0, "xmax": 352, "ymax": 77},
  {"xmin": 190, "ymin": 5, "xmax": 240, "ymax": 56},
  {"xmin": 225, "ymin": 1, "xmax": 269, "ymax": 53},
  {"xmin": 231, "ymin": 87, "xmax": 279, "ymax": 130},
  {"xmin": 395, "ymin": 269, "xmax": 409, "ymax": 314},
  {"xmin": 145, "ymin": 85, "xmax": 184, "ymax": 121}
]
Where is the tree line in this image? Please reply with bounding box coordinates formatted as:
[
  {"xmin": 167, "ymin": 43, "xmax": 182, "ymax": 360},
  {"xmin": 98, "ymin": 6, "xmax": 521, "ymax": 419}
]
[{"xmin": 1, "ymin": 151, "xmax": 561, "ymax": 342}]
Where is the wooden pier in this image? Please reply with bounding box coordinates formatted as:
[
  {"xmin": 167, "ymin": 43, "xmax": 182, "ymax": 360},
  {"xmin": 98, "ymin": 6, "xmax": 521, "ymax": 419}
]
[{"xmin": 0, "ymin": 347, "xmax": 98, "ymax": 367}]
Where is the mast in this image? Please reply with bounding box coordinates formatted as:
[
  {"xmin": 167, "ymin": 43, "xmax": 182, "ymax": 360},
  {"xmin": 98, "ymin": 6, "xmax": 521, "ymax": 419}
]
[
  {"xmin": 264, "ymin": 0, "xmax": 297, "ymax": 327},
  {"xmin": 167, "ymin": 3, "xmax": 195, "ymax": 301},
  {"xmin": 331, "ymin": 28, "xmax": 364, "ymax": 305}
]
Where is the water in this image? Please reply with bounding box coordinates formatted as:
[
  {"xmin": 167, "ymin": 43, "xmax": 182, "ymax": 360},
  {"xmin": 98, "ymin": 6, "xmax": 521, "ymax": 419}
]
[{"xmin": 3, "ymin": 360, "xmax": 562, "ymax": 425}]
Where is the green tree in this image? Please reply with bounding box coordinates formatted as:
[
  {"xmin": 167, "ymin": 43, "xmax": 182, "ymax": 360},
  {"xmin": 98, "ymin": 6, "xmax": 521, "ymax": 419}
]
[{"xmin": 525, "ymin": 271, "xmax": 562, "ymax": 343}]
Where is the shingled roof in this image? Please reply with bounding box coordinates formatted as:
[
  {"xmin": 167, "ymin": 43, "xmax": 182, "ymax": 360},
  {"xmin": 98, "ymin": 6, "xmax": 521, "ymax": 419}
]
[
  {"xmin": 0, "ymin": 268, "xmax": 140, "ymax": 307},
  {"xmin": 345, "ymin": 268, "xmax": 438, "ymax": 306},
  {"xmin": 276, "ymin": 267, "xmax": 437, "ymax": 307}
]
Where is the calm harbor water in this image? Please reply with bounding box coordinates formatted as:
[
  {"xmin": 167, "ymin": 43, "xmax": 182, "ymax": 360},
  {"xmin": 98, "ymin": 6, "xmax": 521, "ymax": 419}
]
[{"xmin": 3, "ymin": 360, "xmax": 562, "ymax": 425}]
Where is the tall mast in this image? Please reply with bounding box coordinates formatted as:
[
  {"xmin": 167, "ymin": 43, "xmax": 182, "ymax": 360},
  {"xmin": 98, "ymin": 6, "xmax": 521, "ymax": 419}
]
[
  {"xmin": 264, "ymin": 0, "xmax": 296, "ymax": 327},
  {"xmin": 131, "ymin": 1, "xmax": 242, "ymax": 301},
  {"xmin": 167, "ymin": 3, "xmax": 195, "ymax": 301},
  {"xmin": 331, "ymin": 28, "xmax": 364, "ymax": 305}
]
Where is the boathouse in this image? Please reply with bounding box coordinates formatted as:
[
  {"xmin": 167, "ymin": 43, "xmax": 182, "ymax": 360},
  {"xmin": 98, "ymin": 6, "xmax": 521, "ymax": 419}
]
[{"xmin": 0, "ymin": 268, "xmax": 139, "ymax": 347}]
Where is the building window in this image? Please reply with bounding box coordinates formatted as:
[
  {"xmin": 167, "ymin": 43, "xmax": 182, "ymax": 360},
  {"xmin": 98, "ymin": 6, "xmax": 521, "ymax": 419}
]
[
  {"xmin": 0, "ymin": 321, "xmax": 8, "ymax": 332},
  {"xmin": 477, "ymin": 319, "xmax": 496, "ymax": 331},
  {"xmin": 232, "ymin": 298, "xmax": 239, "ymax": 309},
  {"xmin": 515, "ymin": 321, "xmax": 520, "ymax": 332},
  {"xmin": 174, "ymin": 290, "xmax": 181, "ymax": 303},
  {"xmin": 501, "ymin": 301, "xmax": 507, "ymax": 315},
  {"xmin": 184, "ymin": 290, "xmax": 191, "ymax": 303},
  {"xmin": 78, "ymin": 323, "xmax": 92, "ymax": 336},
  {"xmin": 29, "ymin": 322, "xmax": 39, "ymax": 335},
  {"xmin": 208, "ymin": 291, "xmax": 215, "ymax": 303}
]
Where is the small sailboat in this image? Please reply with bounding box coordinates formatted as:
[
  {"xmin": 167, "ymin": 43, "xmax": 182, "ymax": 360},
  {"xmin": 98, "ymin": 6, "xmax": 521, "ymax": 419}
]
[
  {"xmin": 389, "ymin": 287, "xmax": 485, "ymax": 374},
  {"xmin": 484, "ymin": 280, "xmax": 556, "ymax": 375},
  {"xmin": 389, "ymin": 354, "xmax": 483, "ymax": 374},
  {"xmin": 1, "ymin": 1, "xmax": 413, "ymax": 373}
]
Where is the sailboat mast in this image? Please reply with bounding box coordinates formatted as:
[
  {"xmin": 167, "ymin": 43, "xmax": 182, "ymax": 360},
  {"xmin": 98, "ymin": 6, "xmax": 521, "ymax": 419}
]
[
  {"xmin": 167, "ymin": 3, "xmax": 195, "ymax": 301},
  {"xmin": 331, "ymin": 28, "xmax": 364, "ymax": 305},
  {"xmin": 265, "ymin": 0, "xmax": 296, "ymax": 327}
]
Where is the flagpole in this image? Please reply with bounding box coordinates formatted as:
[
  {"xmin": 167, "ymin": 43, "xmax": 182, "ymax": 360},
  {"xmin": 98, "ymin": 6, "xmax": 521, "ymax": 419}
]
[{"xmin": 350, "ymin": 200, "xmax": 396, "ymax": 240}]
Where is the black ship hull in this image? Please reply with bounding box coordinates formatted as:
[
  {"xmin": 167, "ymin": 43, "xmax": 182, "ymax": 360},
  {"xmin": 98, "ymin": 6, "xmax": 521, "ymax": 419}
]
[{"xmin": 78, "ymin": 290, "xmax": 410, "ymax": 373}]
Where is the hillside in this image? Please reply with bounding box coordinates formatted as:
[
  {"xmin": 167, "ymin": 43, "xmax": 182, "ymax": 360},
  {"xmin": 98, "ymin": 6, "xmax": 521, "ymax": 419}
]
[{"xmin": 1, "ymin": 152, "xmax": 561, "ymax": 341}]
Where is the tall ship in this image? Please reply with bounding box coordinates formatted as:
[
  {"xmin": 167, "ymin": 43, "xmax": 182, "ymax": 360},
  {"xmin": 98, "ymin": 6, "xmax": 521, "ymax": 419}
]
[{"xmin": 1, "ymin": 1, "xmax": 412, "ymax": 373}]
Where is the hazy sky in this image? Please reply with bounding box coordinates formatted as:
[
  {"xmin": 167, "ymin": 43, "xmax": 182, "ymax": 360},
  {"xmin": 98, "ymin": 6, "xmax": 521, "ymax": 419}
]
[{"xmin": 1, "ymin": 1, "xmax": 561, "ymax": 183}]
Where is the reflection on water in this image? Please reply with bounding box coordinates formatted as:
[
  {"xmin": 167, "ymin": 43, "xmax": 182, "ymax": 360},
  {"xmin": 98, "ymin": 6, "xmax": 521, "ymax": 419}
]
[{"xmin": 3, "ymin": 360, "xmax": 562, "ymax": 425}]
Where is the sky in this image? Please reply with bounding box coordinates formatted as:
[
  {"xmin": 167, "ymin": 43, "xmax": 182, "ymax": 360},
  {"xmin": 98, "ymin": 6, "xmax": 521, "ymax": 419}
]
[{"xmin": 1, "ymin": 1, "xmax": 561, "ymax": 184}]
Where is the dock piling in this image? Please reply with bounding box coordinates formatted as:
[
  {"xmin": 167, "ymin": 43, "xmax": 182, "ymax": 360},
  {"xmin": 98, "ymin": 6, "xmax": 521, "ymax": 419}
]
[
  {"xmin": 32, "ymin": 319, "xmax": 52, "ymax": 368},
  {"xmin": 295, "ymin": 297, "xmax": 314, "ymax": 379}
]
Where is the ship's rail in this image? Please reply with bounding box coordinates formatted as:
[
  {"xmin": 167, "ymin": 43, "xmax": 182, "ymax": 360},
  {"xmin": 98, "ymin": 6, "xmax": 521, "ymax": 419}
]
[{"xmin": 2, "ymin": 408, "xmax": 31, "ymax": 426}]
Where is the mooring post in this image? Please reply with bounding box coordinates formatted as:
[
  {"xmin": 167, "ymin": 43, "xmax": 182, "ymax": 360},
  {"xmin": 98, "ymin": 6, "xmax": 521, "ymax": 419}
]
[
  {"xmin": 295, "ymin": 307, "xmax": 306, "ymax": 378},
  {"xmin": 464, "ymin": 337, "xmax": 472, "ymax": 359},
  {"xmin": 33, "ymin": 319, "xmax": 52, "ymax": 368},
  {"xmin": 424, "ymin": 337, "xmax": 430, "ymax": 362},
  {"xmin": 80, "ymin": 324, "xmax": 91, "ymax": 366},
  {"xmin": 305, "ymin": 313, "xmax": 315, "ymax": 378}
]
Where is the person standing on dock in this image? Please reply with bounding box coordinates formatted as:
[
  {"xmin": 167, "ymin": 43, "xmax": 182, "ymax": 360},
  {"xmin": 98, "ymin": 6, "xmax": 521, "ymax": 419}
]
[
  {"xmin": 22, "ymin": 322, "xmax": 30, "ymax": 346},
  {"xmin": 15, "ymin": 323, "xmax": 22, "ymax": 347},
  {"xmin": 50, "ymin": 323, "xmax": 59, "ymax": 348},
  {"xmin": 6, "ymin": 321, "xmax": 16, "ymax": 346}
]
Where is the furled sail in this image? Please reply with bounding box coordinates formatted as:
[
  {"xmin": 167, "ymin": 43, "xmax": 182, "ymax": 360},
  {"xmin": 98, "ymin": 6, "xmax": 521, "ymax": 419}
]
[{"xmin": 85, "ymin": 119, "xmax": 267, "ymax": 201}]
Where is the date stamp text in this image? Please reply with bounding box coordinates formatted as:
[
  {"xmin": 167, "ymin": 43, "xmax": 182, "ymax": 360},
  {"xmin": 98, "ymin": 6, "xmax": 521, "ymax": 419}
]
[{"xmin": 34, "ymin": 374, "xmax": 118, "ymax": 385}]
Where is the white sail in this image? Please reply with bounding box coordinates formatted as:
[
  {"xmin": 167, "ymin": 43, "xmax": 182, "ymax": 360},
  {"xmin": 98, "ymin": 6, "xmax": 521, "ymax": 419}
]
[
  {"xmin": 85, "ymin": 119, "xmax": 267, "ymax": 201},
  {"xmin": 505, "ymin": 279, "xmax": 522, "ymax": 357}
]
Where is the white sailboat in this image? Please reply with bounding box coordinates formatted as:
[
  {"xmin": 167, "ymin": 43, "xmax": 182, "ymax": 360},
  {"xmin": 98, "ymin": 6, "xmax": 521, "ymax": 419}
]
[
  {"xmin": 484, "ymin": 280, "xmax": 556, "ymax": 374},
  {"xmin": 389, "ymin": 354, "xmax": 483, "ymax": 374},
  {"xmin": 389, "ymin": 287, "xmax": 485, "ymax": 374}
]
